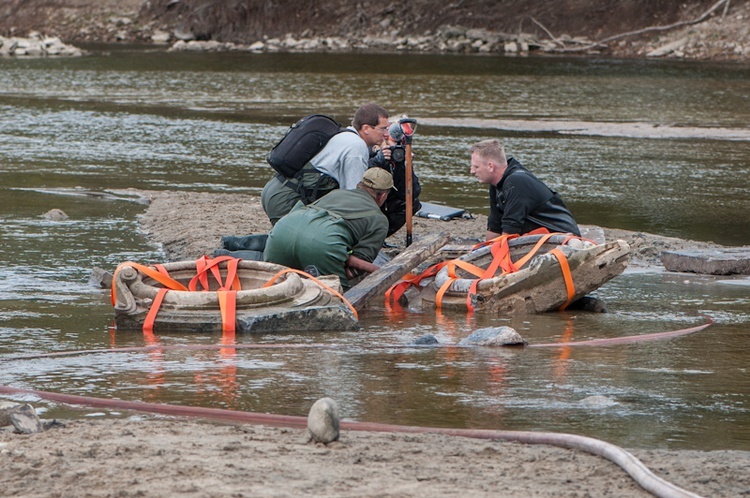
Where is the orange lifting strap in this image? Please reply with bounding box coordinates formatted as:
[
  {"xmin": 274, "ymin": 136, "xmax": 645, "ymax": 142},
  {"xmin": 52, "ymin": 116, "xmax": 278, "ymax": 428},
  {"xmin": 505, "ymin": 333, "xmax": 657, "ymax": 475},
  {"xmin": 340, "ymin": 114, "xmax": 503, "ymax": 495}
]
[
  {"xmin": 385, "ymin": 228, "xmax": 578, "ymax": 312},
  {"xmin": 111, "ymin": 256, "xmax": 242, "ymax": 335},
  {"xmin": 262, "ymin": 267, "xmax": 359, "ymax": 320},
  {"xmin": 549, "ymin": 248, "xmax": 576, "ymax": 311},
  {"xmin": 384, "ymin": 260, "xmax": 448, "ymax": 305}
]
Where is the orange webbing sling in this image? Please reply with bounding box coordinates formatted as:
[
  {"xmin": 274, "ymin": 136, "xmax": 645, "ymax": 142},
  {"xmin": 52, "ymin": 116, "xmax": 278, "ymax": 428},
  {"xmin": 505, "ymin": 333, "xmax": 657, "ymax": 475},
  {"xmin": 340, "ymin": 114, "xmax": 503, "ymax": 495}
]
[
  {"xmin": 385, "ymin": 228, "xmax": 578, "ymax": 312},
  {"xmin": 190, "ymin": 256, "xmax": 242, "ymax": 334},
  {"xmin": 383, "ymin": 233, "xmax": 521, "ymax": 308},
  {"xmin": 461, "ymin": 231, "xmax": 559, "ymax": 311},
  {"xmin": 435, "ymin": 258, "xmax": 488, "ymax": 312},
  {"xmin": 435, "ymin": 231, "xmax": 550, "ymax": 312},
  {"xmin": 549, "ymin": 248, "xmax": 576, "ymax": 311},
  {"xmin": 384, "ymin": 260, "xmax": 448, "ymax": 305},
  {"xmin": 261, "ymin": 267, "xmax": 359, "ymax": 320},
  {"xmin": 111, "ymin": 256, "xmax": 242, "ymax": 334}
]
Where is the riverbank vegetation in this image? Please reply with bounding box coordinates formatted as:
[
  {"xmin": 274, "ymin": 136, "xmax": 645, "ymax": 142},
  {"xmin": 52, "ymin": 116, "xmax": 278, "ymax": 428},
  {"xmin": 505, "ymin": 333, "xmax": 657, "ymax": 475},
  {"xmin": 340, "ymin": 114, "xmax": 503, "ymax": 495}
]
[{"xmin": 1, "ymin": 0, "xmax": 749, "ymax": 61}]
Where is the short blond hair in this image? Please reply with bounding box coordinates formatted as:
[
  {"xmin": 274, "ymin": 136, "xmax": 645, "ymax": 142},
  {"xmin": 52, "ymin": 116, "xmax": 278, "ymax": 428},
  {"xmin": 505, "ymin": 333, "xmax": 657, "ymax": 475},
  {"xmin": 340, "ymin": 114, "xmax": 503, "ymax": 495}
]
[{"xmin": 470, "ymin": 139, "xmax": 506, "ymax": 164}]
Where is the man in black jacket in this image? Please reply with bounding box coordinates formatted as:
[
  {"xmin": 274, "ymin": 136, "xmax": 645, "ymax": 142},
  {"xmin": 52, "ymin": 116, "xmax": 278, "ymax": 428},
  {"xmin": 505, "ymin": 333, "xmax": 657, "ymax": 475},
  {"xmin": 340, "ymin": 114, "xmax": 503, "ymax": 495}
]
[{"xmin": 470, "ymin": 139, "xmax": 580, "ymax": 241}]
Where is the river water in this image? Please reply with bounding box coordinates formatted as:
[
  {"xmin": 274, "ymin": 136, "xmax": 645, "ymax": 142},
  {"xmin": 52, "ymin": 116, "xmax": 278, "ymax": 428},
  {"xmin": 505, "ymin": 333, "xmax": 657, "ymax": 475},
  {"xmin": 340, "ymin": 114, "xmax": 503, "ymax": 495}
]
[{"xmin": 1, "ymin": 46, "xmax": 749, "ymax": 451}]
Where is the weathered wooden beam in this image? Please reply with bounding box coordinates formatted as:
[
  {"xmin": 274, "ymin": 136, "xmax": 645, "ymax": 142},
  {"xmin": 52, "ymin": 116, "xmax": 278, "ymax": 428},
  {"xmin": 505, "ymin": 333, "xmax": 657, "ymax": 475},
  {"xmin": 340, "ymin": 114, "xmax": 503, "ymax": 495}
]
[{"xmin": 344, "ymin": 231, "xmax": 452, "ymax": 311}]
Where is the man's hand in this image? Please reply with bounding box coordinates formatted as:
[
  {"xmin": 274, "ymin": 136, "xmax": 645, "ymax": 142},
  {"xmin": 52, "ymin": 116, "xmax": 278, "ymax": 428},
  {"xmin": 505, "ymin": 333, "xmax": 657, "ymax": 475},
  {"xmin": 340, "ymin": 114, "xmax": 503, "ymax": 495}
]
[
  {"xmin": 345, "ymin": 266, "xmax": 362, "ymax": 280},
  {"xmin": 346, "ymin": 255, "xmax": 380, "ymax": 274},
  {"xmin": 380, "ymin": 140, "xmax": 392, "ymax": 162},
  {"xmin": 486, "ymin": 230, "xmax": 503, "ymax": 241}
]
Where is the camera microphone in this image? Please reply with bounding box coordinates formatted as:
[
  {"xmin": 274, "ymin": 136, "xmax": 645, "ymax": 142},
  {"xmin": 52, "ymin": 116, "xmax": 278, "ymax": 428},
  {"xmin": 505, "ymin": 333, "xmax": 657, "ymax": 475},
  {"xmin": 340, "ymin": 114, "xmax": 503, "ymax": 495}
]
[{"xmin": 388, "ymin": 122, "xmax": 404, "ymax": 142}]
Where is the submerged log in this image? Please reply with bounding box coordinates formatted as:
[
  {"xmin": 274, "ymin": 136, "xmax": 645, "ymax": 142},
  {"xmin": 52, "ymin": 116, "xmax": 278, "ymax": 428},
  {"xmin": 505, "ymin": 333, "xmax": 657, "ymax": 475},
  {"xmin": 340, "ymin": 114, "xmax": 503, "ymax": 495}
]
[{"xmin": 345, "ymin": 231, "xmax": 452, "ymax": 310}]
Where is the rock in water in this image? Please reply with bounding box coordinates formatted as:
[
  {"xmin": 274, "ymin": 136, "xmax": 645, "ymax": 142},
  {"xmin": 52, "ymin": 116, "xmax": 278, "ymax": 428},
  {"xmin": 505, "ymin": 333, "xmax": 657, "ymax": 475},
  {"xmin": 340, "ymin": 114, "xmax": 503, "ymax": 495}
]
[
  {"xmin": 307, "ymin": 397, "xmax": 340, "ymax": 444},
  {"xmin": 42, "ymin": 208, "xmax": 69, "ymax": 221},
  {"xmin": 414, "ymin": 334, "xmax": 439, "ymax": 345},
  {"xmin": 459, "ymin": 326, "xmax": 528, "ymax": 347}
]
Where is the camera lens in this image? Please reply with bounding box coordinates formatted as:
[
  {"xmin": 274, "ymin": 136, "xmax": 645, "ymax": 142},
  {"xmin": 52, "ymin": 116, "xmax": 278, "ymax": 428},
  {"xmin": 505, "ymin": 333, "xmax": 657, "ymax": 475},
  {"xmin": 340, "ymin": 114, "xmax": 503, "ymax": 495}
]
[{"xmin": 391, "ymin": 146, "xmax": 406, "ymax": 163}]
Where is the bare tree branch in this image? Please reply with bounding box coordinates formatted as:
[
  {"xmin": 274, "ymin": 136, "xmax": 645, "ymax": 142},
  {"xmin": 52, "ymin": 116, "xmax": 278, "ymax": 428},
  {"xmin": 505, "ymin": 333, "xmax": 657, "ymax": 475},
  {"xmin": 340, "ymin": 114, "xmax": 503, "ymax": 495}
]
[
  {"xmin": 530, "ymin": 17, "xmax": 566, "ymax": 48},
  {"xmin": 597, "ymin": 0, "xmax": 730, "ymax": 44},
  {"xmin": 554, "ymin": 0, "xmax": 731, "ymax": 53},
  {"xmin": 722, "ymin": 0, "xmax": 731, "ymax": 18}
]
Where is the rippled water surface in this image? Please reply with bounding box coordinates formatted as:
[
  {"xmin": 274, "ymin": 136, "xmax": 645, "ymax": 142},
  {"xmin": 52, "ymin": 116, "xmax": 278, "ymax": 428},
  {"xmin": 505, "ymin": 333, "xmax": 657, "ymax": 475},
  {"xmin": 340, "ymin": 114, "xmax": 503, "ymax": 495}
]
[{"xmin": 1, "ymin": 47, "xmax": 749, "ymax": 450}]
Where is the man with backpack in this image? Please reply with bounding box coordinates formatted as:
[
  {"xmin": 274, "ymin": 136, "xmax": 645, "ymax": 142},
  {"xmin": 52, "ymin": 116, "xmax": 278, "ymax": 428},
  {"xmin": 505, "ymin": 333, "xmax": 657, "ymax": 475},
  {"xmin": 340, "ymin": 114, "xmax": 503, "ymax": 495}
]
[
  {"xmin": 261, "ymin": 103, "xmax": 391, "ymax": 225},
  {"xmin": 263, "ymin": 168, "xmax": 394, "ymax": 291}
]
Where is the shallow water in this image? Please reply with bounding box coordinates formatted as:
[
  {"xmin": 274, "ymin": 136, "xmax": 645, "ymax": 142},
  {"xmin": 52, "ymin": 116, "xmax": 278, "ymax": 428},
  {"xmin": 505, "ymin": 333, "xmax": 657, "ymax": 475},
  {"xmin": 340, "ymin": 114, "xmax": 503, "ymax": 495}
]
[{"xmin": 1, "ymin": 47, "xmax": 749, "ymax": 450}]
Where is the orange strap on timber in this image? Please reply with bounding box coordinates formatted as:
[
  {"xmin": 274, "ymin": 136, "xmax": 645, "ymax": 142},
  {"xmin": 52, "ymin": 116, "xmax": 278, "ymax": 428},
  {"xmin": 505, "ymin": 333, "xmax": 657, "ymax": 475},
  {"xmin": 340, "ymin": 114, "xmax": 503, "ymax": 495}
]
[
  {"xmin": 436, "ymin": 258, "xmax": 487, "ymax": 311},
  {"xmin": 464, "ymin": 233, "xmax": 558, "ymax": 310},
  {"xmin": 444, "ymin": 234, "xmax": 519, "ymax": 311},
  {"xmin": 385, "ymin": 228, "xmax": 584, "ymax": 312},
  {"xmin": 549, "ymin": 248, "xmax": 576, "ymax": 310},
  {"xmin": 386, "ymin": 234, "xmax": 518, "ymax": 309},
  {"xmin": 460, "ymin": 229, "xmax": 554, "ymax": 310},
  {"xmin": 480, "ymin": 234, "xmax": 517, "ymax": 276},
  {"xmin": 468, "ymin": 227, "xmax": 550, "ymax": 252},
  {"xmin": 385, "ymin": 261, "xmax": 448, "ymax": 305},
  {"xmin": 463, "ymin": 234, "xmax": 515, "ymax": 311},
  {"xmin": 262, "ymin": 268, "xmax": 359, "ymax": 320},
  {"xmin": 512, "ymin": 232, "xmax": 555, "ymax": 270}
]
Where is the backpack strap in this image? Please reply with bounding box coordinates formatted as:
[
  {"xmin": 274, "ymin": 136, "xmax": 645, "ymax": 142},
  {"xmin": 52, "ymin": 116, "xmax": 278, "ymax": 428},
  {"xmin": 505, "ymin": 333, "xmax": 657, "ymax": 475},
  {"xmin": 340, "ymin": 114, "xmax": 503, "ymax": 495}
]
[{"xmin": 274, "ymin": 163, "xmax": 339, "ymax": 205}]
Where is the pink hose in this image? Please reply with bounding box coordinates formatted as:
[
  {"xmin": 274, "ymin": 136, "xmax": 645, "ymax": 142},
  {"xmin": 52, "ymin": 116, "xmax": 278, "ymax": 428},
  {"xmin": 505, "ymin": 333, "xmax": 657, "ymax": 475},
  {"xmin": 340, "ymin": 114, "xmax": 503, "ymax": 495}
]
[
  {"xmin": 530, "ymin": 319, "xmax": 713, "ymax": 348},
  {"xmin": 0, "ymin": 385, "xmax": 702, "ymax": 498}
]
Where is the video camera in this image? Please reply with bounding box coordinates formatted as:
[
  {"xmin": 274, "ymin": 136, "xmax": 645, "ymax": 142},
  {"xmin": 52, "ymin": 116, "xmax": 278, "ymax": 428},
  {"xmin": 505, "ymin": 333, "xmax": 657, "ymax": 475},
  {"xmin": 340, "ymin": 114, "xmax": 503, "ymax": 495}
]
[{"xmin": 386, "ymin": 118, "xmax": 417, "ymax": 165}]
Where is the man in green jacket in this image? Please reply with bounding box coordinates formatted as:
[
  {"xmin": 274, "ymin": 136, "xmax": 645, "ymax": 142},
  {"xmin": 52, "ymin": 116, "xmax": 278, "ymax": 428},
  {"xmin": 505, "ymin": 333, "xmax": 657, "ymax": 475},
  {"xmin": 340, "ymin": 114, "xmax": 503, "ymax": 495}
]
[{"xmin": 263, "ymin": 168, "xmax": 393, "ymax": 290}]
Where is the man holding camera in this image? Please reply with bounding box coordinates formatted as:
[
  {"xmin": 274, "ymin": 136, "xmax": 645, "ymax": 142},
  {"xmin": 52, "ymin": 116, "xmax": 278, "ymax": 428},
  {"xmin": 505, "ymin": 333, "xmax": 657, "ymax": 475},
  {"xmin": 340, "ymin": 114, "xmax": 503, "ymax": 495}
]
[
  {"xmin": 470, "ymin": 139, "xmax": 580, "ymax": 240},
  {"xmin": 369, "ymin": 121, "xmax": 422, "ymax": 237},
  {"xmin": 261, "ymin": 103, "xmax": 391, "ymax": 225}
]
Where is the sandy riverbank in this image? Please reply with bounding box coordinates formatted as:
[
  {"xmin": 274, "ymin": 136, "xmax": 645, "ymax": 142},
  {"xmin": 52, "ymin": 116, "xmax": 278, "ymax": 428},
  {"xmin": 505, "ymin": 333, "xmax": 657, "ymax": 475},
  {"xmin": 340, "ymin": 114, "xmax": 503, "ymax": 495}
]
[
  {"xmin": 2, "ymin": 416, "xmax": 750, "ymax": 498},
  {"xmin": 132, "ymin": 189, "xmax": 725, "ymax": 266}
]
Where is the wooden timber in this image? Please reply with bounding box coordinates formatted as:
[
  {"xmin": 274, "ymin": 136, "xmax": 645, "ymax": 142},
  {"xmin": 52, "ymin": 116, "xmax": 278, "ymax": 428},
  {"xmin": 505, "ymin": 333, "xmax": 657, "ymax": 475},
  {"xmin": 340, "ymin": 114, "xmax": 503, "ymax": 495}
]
[{"xmin": 344, "ymin": 231, "xmax": 452, "ymax": 311}]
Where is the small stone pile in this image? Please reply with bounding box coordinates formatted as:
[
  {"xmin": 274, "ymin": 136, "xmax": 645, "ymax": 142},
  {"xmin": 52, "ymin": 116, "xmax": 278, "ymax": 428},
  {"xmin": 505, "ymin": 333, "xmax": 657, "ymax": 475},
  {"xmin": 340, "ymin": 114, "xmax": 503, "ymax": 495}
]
[{"xmin": 0, "ymin": 32, "xmax": 83, "ymax": 57}]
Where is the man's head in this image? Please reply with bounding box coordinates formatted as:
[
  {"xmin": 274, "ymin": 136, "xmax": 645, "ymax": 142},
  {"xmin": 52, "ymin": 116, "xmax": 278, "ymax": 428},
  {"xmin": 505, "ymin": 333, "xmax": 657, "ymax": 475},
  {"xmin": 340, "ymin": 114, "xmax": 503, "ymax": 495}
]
[
  {"xmin": 353, "ymin": 103, "xmax": 390, "ymax": 148},
  {"xmin": 359, "ymin": 167, "xmax": 394, "ymax": 207},
  {"xmin": 470, "ymin": 139, "xmax": 508, "ymax": 185}
]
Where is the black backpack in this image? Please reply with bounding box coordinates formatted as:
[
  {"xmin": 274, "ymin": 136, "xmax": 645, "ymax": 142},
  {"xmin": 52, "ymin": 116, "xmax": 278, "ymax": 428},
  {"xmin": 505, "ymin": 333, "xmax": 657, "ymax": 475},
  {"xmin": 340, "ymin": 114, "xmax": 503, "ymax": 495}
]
[{"xmin": 266, "ymin": 114, "xmax": 347, "ymax": 178}]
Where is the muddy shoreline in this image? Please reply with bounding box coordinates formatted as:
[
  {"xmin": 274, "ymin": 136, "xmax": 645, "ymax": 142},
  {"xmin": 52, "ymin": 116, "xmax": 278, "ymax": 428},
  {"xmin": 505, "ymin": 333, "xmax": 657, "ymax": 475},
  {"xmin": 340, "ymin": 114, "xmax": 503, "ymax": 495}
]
[{"xmin": 133, "ymin": 189, "xmax": 725, "ymax": 268}]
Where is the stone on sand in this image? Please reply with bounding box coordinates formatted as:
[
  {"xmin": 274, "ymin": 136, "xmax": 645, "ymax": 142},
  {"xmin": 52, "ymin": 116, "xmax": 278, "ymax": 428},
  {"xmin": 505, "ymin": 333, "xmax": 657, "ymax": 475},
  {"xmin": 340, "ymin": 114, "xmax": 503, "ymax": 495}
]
[{"xmin": 307, "ymin": 397, "xmax": 340, "ymax": 444}]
